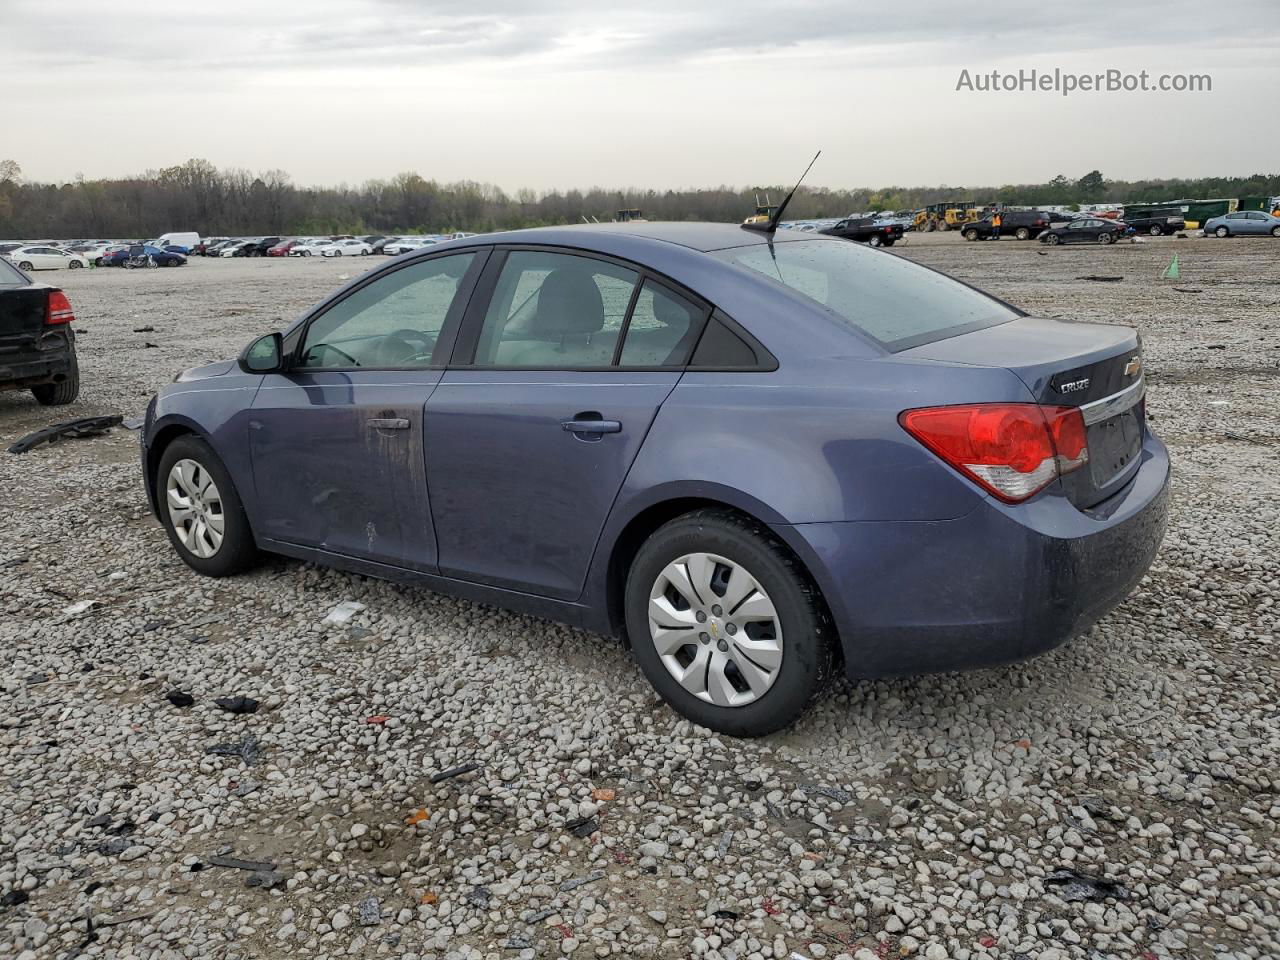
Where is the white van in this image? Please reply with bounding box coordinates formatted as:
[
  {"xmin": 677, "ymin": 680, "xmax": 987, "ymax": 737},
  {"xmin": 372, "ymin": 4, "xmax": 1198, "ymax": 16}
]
[{"xmin": 157, "ymin": 232, "xmax": 200, "ymax": 252}]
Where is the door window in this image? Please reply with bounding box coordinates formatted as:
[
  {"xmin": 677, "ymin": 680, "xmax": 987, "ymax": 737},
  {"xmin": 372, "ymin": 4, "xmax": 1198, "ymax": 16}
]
[
  {"xmin": 472, "ymin": 251, "xmax": 639, "ymax": 367},
  {"xmin": 618, "ymin": 280, "xmax": 705, "ymax": 366},
  {"xmin": 298, "ymin": 253, "xmax": 475, "ymax": 369}
]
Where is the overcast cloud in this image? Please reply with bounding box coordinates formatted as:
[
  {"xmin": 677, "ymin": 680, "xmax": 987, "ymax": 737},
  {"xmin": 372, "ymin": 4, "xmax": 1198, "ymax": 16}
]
[{"xmin": 5, "ymin": 0, "xmax": 1279, "ymax": 190}]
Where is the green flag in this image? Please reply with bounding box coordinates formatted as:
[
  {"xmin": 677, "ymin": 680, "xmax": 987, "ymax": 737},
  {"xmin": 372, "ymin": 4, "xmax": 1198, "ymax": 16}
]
[{"xmin": 1160, "ymin": 254, "xmax": 1180, "ymax": 280}]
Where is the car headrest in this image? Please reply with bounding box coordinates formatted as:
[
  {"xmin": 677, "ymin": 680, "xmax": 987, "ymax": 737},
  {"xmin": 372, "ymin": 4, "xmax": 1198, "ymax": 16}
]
[
  {"xmin": 651, "ymin": 289, "xmax": 689, "ymax": 327},
  {"xmin": 530, "ymin": 269, "xmax": 604, "ymax": 337}
]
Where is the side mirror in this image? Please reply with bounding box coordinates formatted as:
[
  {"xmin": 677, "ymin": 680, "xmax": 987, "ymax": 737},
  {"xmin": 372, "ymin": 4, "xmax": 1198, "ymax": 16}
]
[{"xmin": 240, "ymin": 332, "xmax": 284, "ymax": 374}]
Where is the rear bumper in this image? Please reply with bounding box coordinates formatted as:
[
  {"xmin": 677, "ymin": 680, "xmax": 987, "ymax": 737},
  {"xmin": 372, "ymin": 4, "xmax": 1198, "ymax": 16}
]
[
  {"xmin": 775, "ymin": 430, "xmax": 1170, "ymax": 679},
  {"xmin": 0, "ymin": 333, "xmax": 75, "ymax": 389}
]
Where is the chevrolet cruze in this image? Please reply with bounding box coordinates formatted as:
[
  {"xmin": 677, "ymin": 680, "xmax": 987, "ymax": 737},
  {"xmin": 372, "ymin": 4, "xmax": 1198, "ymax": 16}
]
[{"xmin": 141, "ymin": 222, "xmax": 1169, "ymax": 736}]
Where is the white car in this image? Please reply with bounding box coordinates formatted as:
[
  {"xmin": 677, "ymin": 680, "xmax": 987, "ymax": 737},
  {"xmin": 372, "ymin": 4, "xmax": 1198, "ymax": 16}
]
[
  {"xmin": 383, "ymin": 237, "xmax": 438, "ymax": 255},
  {"xmin": 219, "ymin": 240, "xmax": 256, "ymax": 258},
  {"xmin": 289, "ymin": 239, "xmax": 327, "ymax": 257},
  {"xmin": 5, "ymin": 246, "xmax": 89, "ymax": 271},
  {"xmin": 316, "ymin": 239, "xmax": 372, "ymax": 257},
  {"xmin": 68, "ymin": 243, "xmax": 113, "ymax": 265}
]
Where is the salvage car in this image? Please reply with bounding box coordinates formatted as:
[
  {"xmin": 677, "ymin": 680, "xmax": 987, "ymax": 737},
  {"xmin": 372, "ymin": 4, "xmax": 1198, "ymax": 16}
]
[
  {"xmin": 141, "ymin": 222, "xmax": 1169, "ymax": 736},
  {"xmin": 961, "ymin": 210, "xmax": 1059, "ymax": 241},
  {"xmin": 102, "ymin": 245, "xmax": 188, "ymax": 267},
  {"xmin": 819, "ymin": 217, "xmax": 903, "ymax": 247},
  {"xmin": 1038, "ymin": 218, "xmax": 1127, "ymax": 245},
  {"xmin": 0, "ymin": 257, "xmax": 80, "ymax": 404},
  {"xmin": 1201, "ymin": 210, "xmax": 1280, "ymax": 238},
  {"xmin": 314, "ymin": 238, "xmax": 373, "ymax": 257}
]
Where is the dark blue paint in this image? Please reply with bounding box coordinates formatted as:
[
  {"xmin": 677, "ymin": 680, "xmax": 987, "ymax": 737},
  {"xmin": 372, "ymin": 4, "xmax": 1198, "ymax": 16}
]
[{"xmin": 142, "ymin": 222, "xmax": 1170, "ymax": 679}]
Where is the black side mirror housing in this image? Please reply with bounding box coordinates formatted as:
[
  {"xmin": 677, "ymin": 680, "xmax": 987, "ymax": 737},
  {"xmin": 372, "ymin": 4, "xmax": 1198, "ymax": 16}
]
[{"xmin": 240, "ymin": 332, "xmax": 284, "ymax": 374}]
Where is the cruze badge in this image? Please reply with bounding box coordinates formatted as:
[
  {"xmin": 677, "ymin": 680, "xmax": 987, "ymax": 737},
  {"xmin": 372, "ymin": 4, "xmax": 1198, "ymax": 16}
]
[
  {"xmin": 1059, "ymin": 378, "xmax": 1091, "ymax": 394},
  {"xmin": 1124, "ymin": 357, "xmax": 1142, "ymax": 377}
]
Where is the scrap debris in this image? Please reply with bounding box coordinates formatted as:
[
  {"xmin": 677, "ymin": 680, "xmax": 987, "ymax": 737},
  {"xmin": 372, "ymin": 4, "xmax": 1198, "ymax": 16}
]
[
  {"xmin": 1044, "ymin": 868, "xmax": 1129, "ymax": 902},
  {"xmin": 8, "ymin": 415, "xmax": 124, "ymax": 455},
  {"xmin": 430, "ymin": 762, "xmax": 481, "ymax": 783}
]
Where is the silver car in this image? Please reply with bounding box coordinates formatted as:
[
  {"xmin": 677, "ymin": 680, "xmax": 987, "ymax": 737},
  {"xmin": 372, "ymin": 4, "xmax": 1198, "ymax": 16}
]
[{"xmin": 1202, "ymin": 210, "xmax": 1280, "ymax": 238}]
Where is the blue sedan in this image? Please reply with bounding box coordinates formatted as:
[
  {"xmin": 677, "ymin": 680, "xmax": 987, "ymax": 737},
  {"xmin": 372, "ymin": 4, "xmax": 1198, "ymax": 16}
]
[
  {"xmin": 1202, "ymin": 210, "xmax": 1280, "ymax": 237},
  {"xmin": 140, "ymin": 222, "xmax": 1169, "ymax": 735}
]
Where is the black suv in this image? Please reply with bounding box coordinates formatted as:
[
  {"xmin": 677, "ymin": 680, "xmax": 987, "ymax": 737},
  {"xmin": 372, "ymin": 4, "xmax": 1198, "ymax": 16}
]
[
  {"xmin": 246, "ymin": 237, "xmax": 283, "ymax": 257},
  {"xmin": 1120, "ymin": 209, "xmax": 1186, "ymax": 236},
  {"xmin": 819, "ymin": 217, "xmax": 904, "ymax": 247},
  {"xmin": 961, "ymin": 210, "xmax": 1064, "ymax": 241},
  {"xmin": 0, "ymin": 258, "xmax": 80, "ymax": 405}
]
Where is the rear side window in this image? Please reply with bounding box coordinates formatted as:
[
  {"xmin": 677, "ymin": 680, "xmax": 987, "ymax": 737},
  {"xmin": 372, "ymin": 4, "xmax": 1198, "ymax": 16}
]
[
  {"xmin": 618, "ymin": 281, "xmax": 705, "ymax": 366},
  {"xmin": 713, "ymin": 238, "xmax": 1016, "ymax": 351},
  {"xmin": 0, "ymin": 257, "xmax": 26, "ymax": 285}
]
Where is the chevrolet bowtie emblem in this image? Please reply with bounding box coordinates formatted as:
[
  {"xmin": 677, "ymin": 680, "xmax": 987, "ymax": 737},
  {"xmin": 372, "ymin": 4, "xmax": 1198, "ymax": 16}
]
[{"xmin": 1124, "ymin": 357, "xmax": 1142, "ymax": 377}]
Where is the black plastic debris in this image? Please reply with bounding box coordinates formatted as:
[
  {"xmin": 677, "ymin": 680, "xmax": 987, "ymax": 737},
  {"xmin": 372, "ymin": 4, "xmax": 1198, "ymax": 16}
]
[
  {"xmin": 207, "ymin": 854, "xmax": 275, "ymax": 873},
  {"xmin": 205, "ymin": 735, "xmax": 261, "ymax": 766},
  {"xmin": 132, "ymin": 326, "xmax": 155, "ymax": 333},
  {"xmin": 466, "ymin": 886, "xmax": 491, "ymax": 909},
  {"xmin": 430, "ymin": 762, "xmax": 481, "ymax": 783},
  {"xmin": 559, "ymin": 870, "xmax": 604, "ymax": 893},
  {"xmin": 1044, "ymin": 869, "xmax": 1129, "ymax": 903},
  {"xmin": 230, "ymin": 780, "xmax": 260, "ymax": 798},
  {"xmin": 25, "ymin": 672, "xmax": 49, "ymax": 685},
  {"xmin": 743, "ymin": 779, "xmax": 763, "ymax": 792},
  {"xmin": 245, "ymin": 871, "xmax": 284, "ymax": 889},
  {"xmin": 166, "ymin": 691, "xmax": 194, "ymax": 708},
  {"xmin": 802, "ymin": 784, "xmax": 852, "ymax": 803},
  {"xmin": 712, "ymin": 908, "xmax": 740, "ymax": 920},
  {"xmin": 564, "ymin": 816, "xmax": 598, "ymax": 838},
  {"xmin": 144, "ymin": 342, "xmax": 159, "ymax": 349},
  {"xmin": 85, "ymin": 815, "xmax": 111, "ymax": 830},
  {"xmin": 1076, "ymin": 276, "xmax": 1124, "ymax": 282},
  {"xmin": 1, "ymin": 889, "xmax": 29, "ymax": 908},
  {"xmin": 214, "ymin": 696, "xmax": 259, "ymax": 715},
  {"xmin": 84, "ymin": 881, "xmax": 103, "ymax": 895},
  {"xmin": 8, "ymin": 416, "xmax": 124, "ymax": 455},
  {"xmin": 97, "ymin": 838, "xmax": 129, "ymax": 857}
]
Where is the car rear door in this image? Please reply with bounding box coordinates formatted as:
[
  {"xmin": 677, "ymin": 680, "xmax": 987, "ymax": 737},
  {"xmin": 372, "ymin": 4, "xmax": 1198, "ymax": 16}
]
[
  {"xmin": 248, "ymin": 251, "xmax": 485, "ymax": 571},
  {"xmin": 424, "ymin": 248, "xmax": 708, "ymax": 600}
]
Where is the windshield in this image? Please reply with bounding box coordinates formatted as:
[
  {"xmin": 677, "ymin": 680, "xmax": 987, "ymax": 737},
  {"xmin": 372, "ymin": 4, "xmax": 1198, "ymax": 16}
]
[{"xmin": 712, "ymin": 237, "xmax": 1017, "ymax": 351}]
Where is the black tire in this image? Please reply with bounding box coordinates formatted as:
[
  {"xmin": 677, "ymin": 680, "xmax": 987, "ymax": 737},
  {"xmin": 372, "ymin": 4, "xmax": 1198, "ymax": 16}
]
[
  {"xmin": 1149, "ymin": 224, "xmax": 1163, "ymax": 236},
  {"xmin": 1099, "ymin": 233, "xmax": 1115, "ymax": 245},
  {"xmin": 1215, "ymin": 226, "xmax": 1229, "ymax": 238},
  {"xmin": 868, "ymin": 235, "xmax": 883, "ymax": 247},
  {"xmin": 963, "ymin": 229, "xmax": 979, "ymax": 241},
  {"xmin": 1015, "ymin": 226, "xmax": 1031, "ymax": 240},
  {"xmin": 156, "ymin": 435, "xmax": 258, "ymax": 577},
  {"xmin": 1271, "ymin": 226, "xmax": 1280, "ymax": 238},
  {"xmin": 31, "ymin": 350, "xmax": 79, "ymax": 406},
  {"xmin": 624, "ymin": 509, "xmax": 834, "ymax": 737},
  {"xmin": 68, "ymin": 259, "xmax": 83, "ymax": 269},
  {"xmin": 17, "ymin": 261, "xmax": 33, "ymax": 271},
  {"xmin": 1044, "ymin": 234, "xmax": 1061, "ymax": 245}
]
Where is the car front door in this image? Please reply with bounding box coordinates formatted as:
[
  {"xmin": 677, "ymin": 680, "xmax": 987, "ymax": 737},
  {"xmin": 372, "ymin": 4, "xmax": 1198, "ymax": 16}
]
[
  {"xmin": 248, "ymin": 250, "xmax": 485, "ymax": 571},
  {"xmin": 424, "ymin": 249, "xmax": 708, "ymax": 600}
]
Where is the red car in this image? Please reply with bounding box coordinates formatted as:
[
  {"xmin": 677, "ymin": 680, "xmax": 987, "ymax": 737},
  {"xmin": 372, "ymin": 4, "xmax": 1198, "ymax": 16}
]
[{"xmin": 267, "ymin": 240, "xmax": 300, "ymax": 257}]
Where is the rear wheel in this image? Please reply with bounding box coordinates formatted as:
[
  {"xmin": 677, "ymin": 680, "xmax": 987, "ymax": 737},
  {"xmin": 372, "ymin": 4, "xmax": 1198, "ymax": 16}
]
[
  {"xmin": 1149, "ymin": 224, "xmax": 1163, "ymax": 236},
  {"xmin": 1015, "ymin": 226, "xmax": 1031, "ymax": 240},
  {"xmin": 625, "ymin": 509, "xmax": 833, "ymax": 737},
  {"xmin": 1099, "ymin": 233, "xmax": 1115, "ymax": 245},
  {"xmin": 31, "ymin": 350, "xmax": 79, "ymax": 406},
  {"xmin": 1215, "ymin": 226, "xmax": 1229, "ymax": 238},
  {"xmin": 17, "ymin": 261, "xmax": 33, "ymax": 271}
]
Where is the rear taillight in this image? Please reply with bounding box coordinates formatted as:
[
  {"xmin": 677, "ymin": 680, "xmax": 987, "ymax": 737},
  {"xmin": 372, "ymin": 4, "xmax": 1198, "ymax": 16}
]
[
  {"xmin": 46, "ymin": 290, "xmax": 76, "ymax": 326},
  {"xmin": 899, "ymin": 403, "xmax": 1089, "ymax": 503}
]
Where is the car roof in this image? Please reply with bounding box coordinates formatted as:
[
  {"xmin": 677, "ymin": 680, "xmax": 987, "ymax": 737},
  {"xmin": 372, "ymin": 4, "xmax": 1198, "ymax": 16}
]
[{"xmin": 459, "ymin": 221, "xmax": 818, "ymax": 254}]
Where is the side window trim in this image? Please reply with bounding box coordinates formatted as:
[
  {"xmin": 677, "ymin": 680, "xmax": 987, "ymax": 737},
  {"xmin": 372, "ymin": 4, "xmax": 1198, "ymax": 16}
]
[{"xmin": 288, "ymin": 248, "xmax": 489, "ymax": 372}]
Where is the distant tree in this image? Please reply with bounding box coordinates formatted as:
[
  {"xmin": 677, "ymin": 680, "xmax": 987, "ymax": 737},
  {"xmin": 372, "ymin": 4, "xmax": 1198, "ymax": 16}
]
[{"xmin": 1076, "ymin": 170, "xmax": 1107, "ymax": 201}]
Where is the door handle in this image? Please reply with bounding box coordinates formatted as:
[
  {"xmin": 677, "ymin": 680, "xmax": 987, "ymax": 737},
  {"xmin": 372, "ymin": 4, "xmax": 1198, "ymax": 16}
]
[
  {"xmin": 561, "ymin": 416, "xmax": 622, "ymax": 435},
  {"xmin": 367, "ymin": 418, "xmax": 410, "ymax": 430}
]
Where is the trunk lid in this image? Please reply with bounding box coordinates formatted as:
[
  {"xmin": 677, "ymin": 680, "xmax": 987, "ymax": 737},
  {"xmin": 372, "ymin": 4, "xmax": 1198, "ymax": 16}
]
[
  {"xmin": 901, "ymin": 316, "xmax": 1146, "ymax": 508},
  {"xmin": 0, "ymin": 285, "xmax": 52, "ymax": 354}
]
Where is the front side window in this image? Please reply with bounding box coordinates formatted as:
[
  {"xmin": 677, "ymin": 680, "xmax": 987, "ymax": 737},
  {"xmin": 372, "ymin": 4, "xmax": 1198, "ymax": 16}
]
[
  {"xmin": 299, "ymin": 253, "xmax": 475, "ymax": 369},
  {"xmin": 473, "ymin": 251, "xmax": 638, "ymax": 367},
  {"xmin": 713, "ymin": 237, "xmax": 1016, "ymax": 351}
]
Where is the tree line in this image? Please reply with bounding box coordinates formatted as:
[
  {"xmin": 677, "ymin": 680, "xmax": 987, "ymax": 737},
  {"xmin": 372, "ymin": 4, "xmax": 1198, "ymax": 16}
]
[{"xmin": 1, "ymin": 159, "xmax": 1277, "ymax": 239}]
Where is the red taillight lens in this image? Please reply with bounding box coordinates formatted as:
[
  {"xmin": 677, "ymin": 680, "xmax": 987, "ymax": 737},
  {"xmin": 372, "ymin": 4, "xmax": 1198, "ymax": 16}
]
[
  {"xmin": 899, "ymin": 403, "xmax": 1089, "ymax": 503},
  {"xmin": 46, "ymin": 290, "xmax": 76, "ymax": 326}
]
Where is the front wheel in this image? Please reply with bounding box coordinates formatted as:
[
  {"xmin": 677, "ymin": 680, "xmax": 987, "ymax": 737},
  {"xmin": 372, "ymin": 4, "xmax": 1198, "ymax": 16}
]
[
  {"xmin": 17, "ymin": 261, "xmax": 34, "ymax": 271},
  {"xmin": 963, "ymin": 229, "xmax": 978, "ymax": 241},
  {"xmin": 156, "ymin": 436, "xmax": 259, "ymax": 577},
  {"xmin": 1015, "ymin": 227, "xmax": 1031, "ymax": 240},
  {"xmin": 1271, "ymin": 226, "xmax": 1280, "ymax": 238},
  {"xmin": 1044, "ymin": 234, "xmax": 1061, "ymax": 245},
  {"xmin": 624, "ymin": 509, "xmax": 833, "ymax": 737},
  {"xmin": 68, "ymin": 260, "xmax": 83, "ymax": 269},
  {"xmin": 1215, "ymin": 226, "xmax": 1229, "ymax": 238},
  {"xmin": 1149, "ymin": 224, "xmax": 1163, "ymax": 236}
]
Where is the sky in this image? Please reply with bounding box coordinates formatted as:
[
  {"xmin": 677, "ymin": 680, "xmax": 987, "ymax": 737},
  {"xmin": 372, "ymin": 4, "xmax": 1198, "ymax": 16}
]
[{"xmin": 4, "ymin": 0, "xmax": 1279, "ymax": 192}]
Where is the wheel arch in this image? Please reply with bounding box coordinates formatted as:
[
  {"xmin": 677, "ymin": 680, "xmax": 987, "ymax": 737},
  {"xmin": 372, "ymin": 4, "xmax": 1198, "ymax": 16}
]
[
  {"xmin": 143, "ymin": 416, "xmax": 206, "ymax": 516},
  {"xmin": 595, "ymin": 490, "xmax": 837, "ymax": 662}
]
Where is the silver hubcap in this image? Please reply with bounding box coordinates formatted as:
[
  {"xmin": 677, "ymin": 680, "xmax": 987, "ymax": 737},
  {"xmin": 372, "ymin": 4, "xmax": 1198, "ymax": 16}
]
[
  {"xmin": 166, "ymin": 459, "xmax": 225, "ymax": 559},
  {"xmin": 648, "ymin": 552, "xmax": 783, "ymax": 708}
]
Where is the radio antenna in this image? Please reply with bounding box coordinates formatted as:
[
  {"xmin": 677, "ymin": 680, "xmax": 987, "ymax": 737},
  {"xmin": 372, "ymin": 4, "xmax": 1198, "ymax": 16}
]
[{"xmin": 742, "ymin": 150, "xmax": 821, "ymax": 233}]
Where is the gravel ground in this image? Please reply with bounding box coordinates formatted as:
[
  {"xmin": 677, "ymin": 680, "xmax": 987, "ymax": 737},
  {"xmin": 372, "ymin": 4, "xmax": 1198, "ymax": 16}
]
[{"xmin": 1, "ymin": 234, "xmax": 1277, "ymax": 960}]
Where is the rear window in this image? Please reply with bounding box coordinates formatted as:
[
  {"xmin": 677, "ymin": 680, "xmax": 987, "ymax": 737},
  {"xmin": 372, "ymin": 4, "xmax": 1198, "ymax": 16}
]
[
  {"xmin": 713, "ymin": 238, "xmax": 1017, "ymax": 350},
  {"xmin": 0, "ymin": 257, "xmax": 27, "ymax": 286}
]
